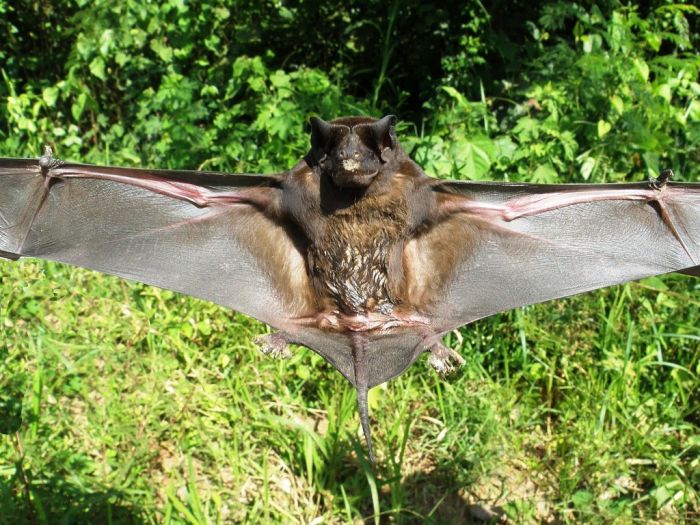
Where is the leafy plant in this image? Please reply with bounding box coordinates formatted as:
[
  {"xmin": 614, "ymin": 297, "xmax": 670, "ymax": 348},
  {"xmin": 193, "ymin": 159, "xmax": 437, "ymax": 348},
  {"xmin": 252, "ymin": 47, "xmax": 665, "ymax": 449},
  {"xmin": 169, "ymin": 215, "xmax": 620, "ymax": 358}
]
[{"xmin": 0, "ymin": 1, "xmax": 698, "ymax": 523}]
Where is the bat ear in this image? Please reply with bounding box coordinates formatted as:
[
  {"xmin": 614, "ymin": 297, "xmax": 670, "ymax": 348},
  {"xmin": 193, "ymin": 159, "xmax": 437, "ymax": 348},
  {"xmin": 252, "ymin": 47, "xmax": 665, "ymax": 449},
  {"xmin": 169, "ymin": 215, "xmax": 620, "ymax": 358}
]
[
  {"xmin": 371, "ymin": 114, "xmax": 397, "ymax": 151},
  {"xmin": 310, "ymin": 116, "xmax": 332, "ymax": 152}
]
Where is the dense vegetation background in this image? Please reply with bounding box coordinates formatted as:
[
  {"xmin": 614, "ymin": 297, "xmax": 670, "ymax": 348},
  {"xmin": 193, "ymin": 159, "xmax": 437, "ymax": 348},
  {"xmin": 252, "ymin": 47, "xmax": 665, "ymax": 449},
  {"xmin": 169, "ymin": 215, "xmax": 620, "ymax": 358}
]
[{"xmin": 0, "ymin": 0, "xmax": 698, "ymax": 523}]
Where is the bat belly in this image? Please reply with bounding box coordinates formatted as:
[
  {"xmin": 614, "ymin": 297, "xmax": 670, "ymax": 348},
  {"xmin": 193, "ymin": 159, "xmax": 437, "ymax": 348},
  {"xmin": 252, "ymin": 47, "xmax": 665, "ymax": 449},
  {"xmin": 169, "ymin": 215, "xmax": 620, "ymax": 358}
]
[
  {"xmin": 309, "ymin": 227, "xmax": 405, "ymax": 315},
  {"xmin": 310, "ymin": 239, "xmax": 397, "ymax": 314}
]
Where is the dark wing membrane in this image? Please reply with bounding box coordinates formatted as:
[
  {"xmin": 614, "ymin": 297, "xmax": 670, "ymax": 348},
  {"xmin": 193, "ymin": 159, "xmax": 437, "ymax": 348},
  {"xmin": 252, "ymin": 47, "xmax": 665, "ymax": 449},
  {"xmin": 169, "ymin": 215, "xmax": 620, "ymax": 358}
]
[
  {"xmin": 292, "ymin": 328, "xmax": 426, "ymax": 388},
  {"xmin": 0, "ymin": 157, "xmax": 418, "ymax": 389},
  {"xmin": 681, "ymin": 266, "xmax": 700, "ymax": 276},
  {"xmin": 414, "ymin": 180, "xmax": 700, "ymax": 331},
  {"xmin": 0, "ymin": 158, "xmax": 316, "ymax": 328}
]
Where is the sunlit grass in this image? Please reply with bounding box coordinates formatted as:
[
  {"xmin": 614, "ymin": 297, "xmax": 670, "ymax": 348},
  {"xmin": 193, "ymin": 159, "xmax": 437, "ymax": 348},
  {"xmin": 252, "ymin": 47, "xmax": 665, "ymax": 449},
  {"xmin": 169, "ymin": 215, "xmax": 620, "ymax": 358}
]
[{"xmin": 1, "ymin": 259, "xmax": 699, "ymax": 524}]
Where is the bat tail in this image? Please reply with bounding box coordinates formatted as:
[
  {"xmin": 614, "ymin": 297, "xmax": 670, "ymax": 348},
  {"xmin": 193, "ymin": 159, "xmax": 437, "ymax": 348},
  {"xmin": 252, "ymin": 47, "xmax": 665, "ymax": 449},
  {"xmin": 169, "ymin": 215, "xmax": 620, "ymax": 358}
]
[{"xmin": 351, "ymin": 334, "xmax": 375, "ymax": 464}]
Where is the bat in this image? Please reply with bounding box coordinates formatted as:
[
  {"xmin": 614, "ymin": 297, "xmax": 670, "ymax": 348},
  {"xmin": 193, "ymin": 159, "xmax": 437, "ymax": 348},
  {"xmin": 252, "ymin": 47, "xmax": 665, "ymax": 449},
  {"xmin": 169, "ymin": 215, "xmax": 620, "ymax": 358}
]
[{"xmin": 1, "ymin": 115, "xmax": 699, "ymax": 463}]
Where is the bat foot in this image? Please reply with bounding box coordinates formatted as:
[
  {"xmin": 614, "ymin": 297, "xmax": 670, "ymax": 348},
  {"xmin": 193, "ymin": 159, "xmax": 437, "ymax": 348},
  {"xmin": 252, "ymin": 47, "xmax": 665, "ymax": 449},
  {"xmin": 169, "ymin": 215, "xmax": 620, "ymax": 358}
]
[
  {"xmin": 253, "ymin": 332, "xmax": 293, "ymax": 359},
  {"xmin": 427, "ymin": 343, "xmax": 465, "ymax": 375}
]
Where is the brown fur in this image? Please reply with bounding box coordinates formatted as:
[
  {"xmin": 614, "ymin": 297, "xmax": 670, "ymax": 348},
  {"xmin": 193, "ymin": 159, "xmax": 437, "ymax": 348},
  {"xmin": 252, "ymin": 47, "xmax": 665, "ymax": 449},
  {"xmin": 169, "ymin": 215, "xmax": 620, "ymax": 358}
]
[
  {"xmin": 236, "ymin": 207, "xmax": 317, "ymax": 316},
  {"xmin": 404, "ymin": 217, "xmax": 476, "ymax": 311},
  {"xmin": 287, "ymin": 116, "xmax": 449, "ymax": 318},
  {"xmin": 309, "ymin": 189, "xmax": 410, "ymax": 314}
]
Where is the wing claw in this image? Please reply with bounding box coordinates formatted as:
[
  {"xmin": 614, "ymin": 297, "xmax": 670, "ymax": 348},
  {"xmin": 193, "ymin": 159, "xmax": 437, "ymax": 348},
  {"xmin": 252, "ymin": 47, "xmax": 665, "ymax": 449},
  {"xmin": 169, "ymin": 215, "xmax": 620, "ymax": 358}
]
[
  {"xmin": 39, "ymin": 145, "xmax": 63, "ymax": 171},
  {"xmin": 650, "ymin": 168, "xmax": 673, "ymax": 190}
]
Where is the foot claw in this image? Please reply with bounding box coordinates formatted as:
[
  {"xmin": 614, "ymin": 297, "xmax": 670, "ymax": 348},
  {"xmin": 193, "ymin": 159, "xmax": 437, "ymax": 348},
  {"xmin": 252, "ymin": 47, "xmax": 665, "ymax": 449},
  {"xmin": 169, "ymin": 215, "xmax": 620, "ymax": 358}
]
[
  {"xmin": 427, "ymin": 343, "xmax": 465, "ymax": 375},
  {"xmin": 253, "ymin": 332, "xmax": 293, "ymax": 359}
]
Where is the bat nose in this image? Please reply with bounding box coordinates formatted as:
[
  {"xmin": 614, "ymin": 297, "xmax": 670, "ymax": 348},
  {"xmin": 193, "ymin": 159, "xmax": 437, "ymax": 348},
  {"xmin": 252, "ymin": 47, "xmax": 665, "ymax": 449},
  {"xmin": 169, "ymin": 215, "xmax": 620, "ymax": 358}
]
[{"xmin": 339, "ymin": 148, "xmax": 361, "ymax": 160}]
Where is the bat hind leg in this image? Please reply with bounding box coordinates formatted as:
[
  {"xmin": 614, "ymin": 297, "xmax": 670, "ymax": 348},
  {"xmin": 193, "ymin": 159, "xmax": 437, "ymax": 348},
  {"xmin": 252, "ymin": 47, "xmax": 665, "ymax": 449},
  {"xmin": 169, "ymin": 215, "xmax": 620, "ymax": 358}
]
[
  {"xmin": 253, "ymin": 331, "xmax": 293, "ymax": 359},
  {"xmin": 427, "ymin": 342, "xmax": 465, "ymax": 375}
]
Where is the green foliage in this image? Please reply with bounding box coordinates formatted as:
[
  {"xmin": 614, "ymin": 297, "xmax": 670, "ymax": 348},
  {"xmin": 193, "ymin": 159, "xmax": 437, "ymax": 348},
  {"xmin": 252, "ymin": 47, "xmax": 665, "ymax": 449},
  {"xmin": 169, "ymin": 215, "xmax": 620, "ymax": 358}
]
[
  {"xmin": 411, "ymin": 3, "xmax": 700, "ymax": 183},
  {"xmin": 1, "ymin": 0, "xmax": 368, "ymax": 169},
  {"xmin": 1, "ymin": 0, "xmax": 699, "ymax": 523}
]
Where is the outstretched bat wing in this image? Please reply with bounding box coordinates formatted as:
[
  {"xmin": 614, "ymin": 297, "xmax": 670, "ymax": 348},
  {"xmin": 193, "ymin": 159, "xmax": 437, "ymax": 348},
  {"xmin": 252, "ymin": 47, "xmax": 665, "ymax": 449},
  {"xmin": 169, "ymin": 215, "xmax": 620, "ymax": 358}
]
[
  {"xmin": 0, "ymin": 157, "xmax": 317, "ymax": 330},
  {"xmin": 0, "ymin": 157, "xmax": 423, "ymax": 396},
  {"xmin": 5, "ymin": 153, "xmax": 698, "ymax": 463},
  {"xmin": 416, "ymin": 179, "xmax": 700, "ymax": 331}
]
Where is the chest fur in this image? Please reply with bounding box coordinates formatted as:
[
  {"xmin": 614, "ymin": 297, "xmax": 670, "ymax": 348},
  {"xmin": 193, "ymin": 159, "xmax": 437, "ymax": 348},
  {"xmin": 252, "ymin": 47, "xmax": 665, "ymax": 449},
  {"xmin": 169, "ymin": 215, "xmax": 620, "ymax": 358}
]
[{"xmin": 309, "ymin": 195, "xmax": 409, "ymax": 313}]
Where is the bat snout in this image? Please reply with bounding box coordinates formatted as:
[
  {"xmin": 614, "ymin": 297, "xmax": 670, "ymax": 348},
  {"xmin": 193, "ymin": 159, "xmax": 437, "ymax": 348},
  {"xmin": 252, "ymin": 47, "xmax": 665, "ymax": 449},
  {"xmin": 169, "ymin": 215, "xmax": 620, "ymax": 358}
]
[
  {"xmin": 332, "ymin": 168, "xmax": 379, "ymax": 188},
  {"xmin": 342, "ymin": 158, "xmax": 362, "ymax": 172}
]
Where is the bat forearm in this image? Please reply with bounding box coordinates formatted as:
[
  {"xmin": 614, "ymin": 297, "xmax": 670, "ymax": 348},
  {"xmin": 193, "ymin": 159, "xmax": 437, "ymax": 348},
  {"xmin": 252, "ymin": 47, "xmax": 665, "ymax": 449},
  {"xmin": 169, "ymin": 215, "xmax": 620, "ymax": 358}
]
[
  {"xmin": 434, "ymin": 180, "xmax": 699, "ymax": 268},
  {"xmin": 48, "ymin": 164, "xmax": 281, "ymax": 214},
  {"xmin": 437, "ymin": 185, "xmax": 675, "ymax": 222}
]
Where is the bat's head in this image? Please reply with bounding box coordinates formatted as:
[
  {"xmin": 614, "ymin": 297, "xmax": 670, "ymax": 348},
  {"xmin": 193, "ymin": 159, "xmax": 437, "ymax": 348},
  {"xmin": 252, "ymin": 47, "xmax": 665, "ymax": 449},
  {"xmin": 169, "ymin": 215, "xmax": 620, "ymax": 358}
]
[{"xmin": 309, "ymin": 115, "xmax": 399, "ymax": 189}]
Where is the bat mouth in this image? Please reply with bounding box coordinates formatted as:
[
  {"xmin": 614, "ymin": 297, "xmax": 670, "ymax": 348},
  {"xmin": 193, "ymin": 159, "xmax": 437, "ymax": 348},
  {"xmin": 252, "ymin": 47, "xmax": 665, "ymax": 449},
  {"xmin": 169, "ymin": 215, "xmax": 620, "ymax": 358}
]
[{"xmin": 333, "ymin": 169, "xmax": 379, "ymax": 188}]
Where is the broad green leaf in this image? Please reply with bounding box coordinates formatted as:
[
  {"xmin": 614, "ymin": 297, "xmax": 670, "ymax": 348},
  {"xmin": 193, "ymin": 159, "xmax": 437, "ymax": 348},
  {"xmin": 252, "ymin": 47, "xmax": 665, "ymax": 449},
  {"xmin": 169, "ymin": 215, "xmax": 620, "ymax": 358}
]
[
  {"xmin": 579, "ymin": 155, "xmax": 596, "ymax": 180},
  {"xmin": 89, "ymin": 56, "xmax": 106, "ymax": 81},
  {"xmin": 150, "ymin": 38, "xmax": 173, "ymax": 62},
  {"xmin": 572, "ymin": 490, "xmax": 595, "ymax": 508},
  {"xmin": 99, "ymin": 29, "xmax": 114, "ymax": 55},
  {"xmin": 494, "ymin": 135, "xmax": 517, "ymax": 162},
  {"xmin": 71, "ymin": 92, "xmax": 88, "ymax": 121},
  {"xmin": 633, "ymin": 58, "xmax": 649, "ymax": 82},
  {"xmin": 610, "ymin": 95, "xmax": 624, "ymax": 115},
  {"xmin": 441, "ymin": 86, "xmax": 469, "ymax": 109},
  {"xmin": 656, "ymin": 83, "xmax": 672, "ymax": 102},
  {"xmin": 450, "ymin": 135, "xmax": 495, "ymax": 180},
  {"xmin": 42, "ymin": 87, "xmax": 59, "ymax": 107},
  {"xmin": 581, "ymin": 34, "xmax": 602, "ymax": 53},
  {"xmin": 532, "ymin": 163, "xmax": 558, "ymax": 183},
  {"xmin": 270, "ymin": 70, "xmax": 291, "ymax": 89},
  {"xmin": 652, "ymin": 479, "xmax": 684, "ymax": 509},
  {"xmin": 645, "ymin": 31, "xmax": 662, "ymax": 52},
  {"xmin": 642, "ymin": 152, "xmax": 659, "ymax": 177}
]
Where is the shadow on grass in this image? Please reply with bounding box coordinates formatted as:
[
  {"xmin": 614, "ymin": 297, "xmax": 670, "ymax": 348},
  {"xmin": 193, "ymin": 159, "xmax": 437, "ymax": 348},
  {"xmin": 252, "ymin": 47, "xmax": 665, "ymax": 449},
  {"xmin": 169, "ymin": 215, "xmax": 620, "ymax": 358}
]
[
  {"xmin": 311, "ymin": 437, "xmax": 499, "ymax": 524},
  {"xmin": 380, "ymin": 461, "xmax": 504, "ymax": 525},
  {"xmin": 1, "ymin": 398, "xmax": 144, "ymax": 525},
  {"xmin": 284, "ymin": 380, "xmax": 504, "ymax": 523},
  {"xmin": 0, "ymin": 464, "xmax": 146, "ymax": 525}
]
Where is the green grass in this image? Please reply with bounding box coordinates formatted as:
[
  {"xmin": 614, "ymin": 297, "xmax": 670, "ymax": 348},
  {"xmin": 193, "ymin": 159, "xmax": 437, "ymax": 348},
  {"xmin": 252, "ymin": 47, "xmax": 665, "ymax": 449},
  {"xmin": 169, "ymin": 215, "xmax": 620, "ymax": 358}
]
[{"xmin": 1, "ymin": 259, "xmax": 699, "ymax": 524}]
